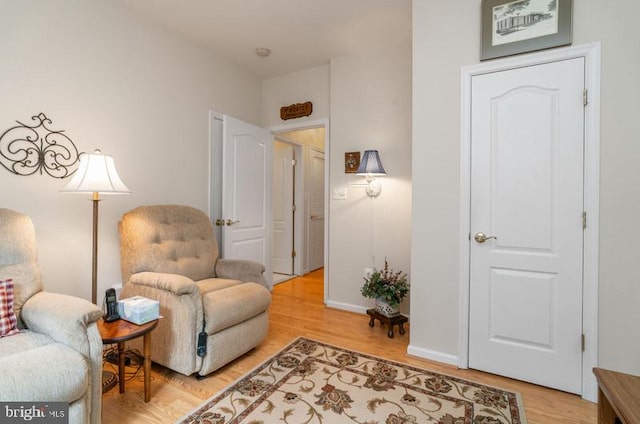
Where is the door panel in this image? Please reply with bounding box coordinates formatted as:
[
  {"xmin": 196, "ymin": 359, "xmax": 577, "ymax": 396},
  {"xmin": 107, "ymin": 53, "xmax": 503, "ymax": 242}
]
[
  {"xmin": 308, "ymin": 149, "xmax": 324, "ymax": 271},
  {"xmin": 492, "ymin": 87, "xmax": 556, "ymax": 250},
  {"xmin": 469, "ymin": 58, "xmax": 585, "ymax": 394},
  {"xmin": 272, "ymin": 141, "xmax": 294, "ymax": 274},
  {"xmin": 489, "ymin": 268, "xmax": 555, "ymax": 348},
  {"xmin": 222, "ymin": 115, "xmax": 272, "ymax": 283}
]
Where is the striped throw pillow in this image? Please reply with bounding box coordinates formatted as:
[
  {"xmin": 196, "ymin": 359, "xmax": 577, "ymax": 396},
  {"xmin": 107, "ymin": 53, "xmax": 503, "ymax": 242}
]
[{"xmin": 0, "ymin": 279, "xmax": 19, "ymax": 337}]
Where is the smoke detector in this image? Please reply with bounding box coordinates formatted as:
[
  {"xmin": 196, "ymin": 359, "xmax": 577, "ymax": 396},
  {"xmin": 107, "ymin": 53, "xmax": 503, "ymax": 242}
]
[{"xmin": 255, "ymin": 48, "xmax": 271, "ymax": 58}]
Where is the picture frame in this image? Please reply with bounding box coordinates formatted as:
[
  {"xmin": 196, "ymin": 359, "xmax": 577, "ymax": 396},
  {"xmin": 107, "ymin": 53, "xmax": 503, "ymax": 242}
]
[
  {"xmin": 481, "ymin": 0, "xmax": 572, "ymax": 61},
  {"xmin": 344, "ymin": 152, "xmax": 360, "ymax": 174}
]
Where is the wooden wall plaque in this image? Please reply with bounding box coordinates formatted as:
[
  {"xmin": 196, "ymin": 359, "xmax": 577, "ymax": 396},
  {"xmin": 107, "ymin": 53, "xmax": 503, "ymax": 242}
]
[{"xmin": 280, "ymin": 102, "xmax": 313, "ymax": 120}]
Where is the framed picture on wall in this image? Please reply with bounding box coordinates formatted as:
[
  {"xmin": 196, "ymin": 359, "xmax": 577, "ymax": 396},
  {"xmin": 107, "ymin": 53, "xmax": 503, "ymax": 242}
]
[
  {"xmin": 481, "ymin": 0, "xmax": 573, "ymax": 61},
  {"xmin": 344, "ymin": 152, "xmax": 360, "ymax": 173}
]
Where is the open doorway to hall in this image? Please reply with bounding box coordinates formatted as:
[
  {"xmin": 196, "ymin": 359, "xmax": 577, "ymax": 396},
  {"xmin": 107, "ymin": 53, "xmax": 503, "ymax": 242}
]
[{"xmin": 271, "ymin": 127, "xmax": 325, "ymax": 286}]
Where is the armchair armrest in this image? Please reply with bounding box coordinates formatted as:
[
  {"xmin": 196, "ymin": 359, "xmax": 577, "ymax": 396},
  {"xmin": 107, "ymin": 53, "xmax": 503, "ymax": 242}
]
[
  {"xmin": 215, "ymin": 258, "xmax": 266, "ymax": 287},
  {"xmin": 21, "ymin": 292, "xmax": 102, "ymax": 356},
  {"xmin": 126, "ymin": 271, "xmax": 201, "ymax": 296},
  {"xmin": 121, "ymin": 271, "xmax": 205, "ymax": 375}
]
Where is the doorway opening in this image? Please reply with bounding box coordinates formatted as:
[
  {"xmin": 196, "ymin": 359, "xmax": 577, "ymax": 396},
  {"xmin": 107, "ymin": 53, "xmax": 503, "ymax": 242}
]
[
  {"xmin": 270, "ymin": 126, "xmax": 326, "ymax": 286},
  {"xmin": 208, "ymin": 112, "xmax": 329, "ymax": 298},
  {"xmin": 269, "ymin": 120, "xmax": 329, "ymax": 302},
  {"xmin": 272, "ymin": 138, "xmax": 300, "ymax": 283}
]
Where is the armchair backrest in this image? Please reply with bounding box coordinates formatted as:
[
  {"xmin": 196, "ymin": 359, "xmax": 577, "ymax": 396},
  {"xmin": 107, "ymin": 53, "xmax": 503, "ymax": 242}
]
[
  {"xmin": 0, "ymin": 209, "xmax": 43, "ymax": 328},
  {"xmin": 119, "ymin": 205, "xmax": 220, "ymax": 284}
]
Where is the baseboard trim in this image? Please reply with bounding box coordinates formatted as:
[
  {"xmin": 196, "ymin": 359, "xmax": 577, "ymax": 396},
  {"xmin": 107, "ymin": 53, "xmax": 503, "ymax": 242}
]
[
  {"xmin": 326, "ymin": 300, "xmax": 368, "ymax": 314},
  {"xmin": 325, "ymin": 300, "xmax": 411, "ymax": 321},
  {"xmin": 407, "ymin": 344, "xmax": 459, "ymax": 367}
]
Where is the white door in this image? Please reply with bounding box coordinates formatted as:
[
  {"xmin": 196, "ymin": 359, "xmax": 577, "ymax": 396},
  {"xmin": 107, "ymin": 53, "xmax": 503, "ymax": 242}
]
[
  {"xmin": 469, "ymin": 58, "xmax": 585, "ymax": 394},
  {"xmin": 221, "ymin": 115, "xmax": 273, "ymax": 284},
  {"xmin": 272, "ymin": 141, "xmax": 295, "ymax": 274},
  {"xmin": 308, "ymin": 149, "xmax": 325, "ymax": 271}
]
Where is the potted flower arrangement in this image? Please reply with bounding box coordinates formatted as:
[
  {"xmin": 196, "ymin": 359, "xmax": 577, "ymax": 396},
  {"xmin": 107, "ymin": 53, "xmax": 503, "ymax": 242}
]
[{"xmin": 360, "ymin": 259, "xmax": 409, "ymax": 317}]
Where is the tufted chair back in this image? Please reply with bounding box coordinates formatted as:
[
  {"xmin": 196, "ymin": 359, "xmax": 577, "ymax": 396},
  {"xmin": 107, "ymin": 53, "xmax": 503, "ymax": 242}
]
[
  {"xmin": 0, "ymin": 209, "xmax": 44, "ymax": 328},
  {"xmin": 119, "ymin": 205, "xmax": 220, "ymax": 285}
]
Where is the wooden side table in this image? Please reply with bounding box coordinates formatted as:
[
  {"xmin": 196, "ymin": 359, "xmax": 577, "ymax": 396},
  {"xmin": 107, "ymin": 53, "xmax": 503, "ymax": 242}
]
[
  {"xmin": 366, "ymin": 309, "xmax": 408, "ymax": 338},
  {"xmin": 98, "ymin": 318, "xmax": 158, "ymax": 402},
  {"xmin": 593, "ymin": 367, "xmax": 640, "ymax": 424}
]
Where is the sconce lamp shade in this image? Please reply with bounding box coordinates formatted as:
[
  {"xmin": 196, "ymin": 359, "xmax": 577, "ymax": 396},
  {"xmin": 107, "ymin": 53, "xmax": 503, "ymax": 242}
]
[
  {"xmin": 355, "ymin": 150, "xmax": 386, "ymax": 198},
  {"xmin": 356, "ymin": 150, "xmax": 386, "ymax": 176},
  {"xmin": 61, "ymin": 149, "xmax": 130, "ymax": 194}
]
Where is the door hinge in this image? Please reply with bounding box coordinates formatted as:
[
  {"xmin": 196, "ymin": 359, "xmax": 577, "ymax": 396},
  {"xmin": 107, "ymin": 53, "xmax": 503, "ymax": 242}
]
[
  {"xmin": 292, "ymin": 159, "xmax": 297, "ymax": 166},
  {"xmin": 291, "ymin": 250, "xmax": 297, "ymax": 258},
  {"xmin": 581, "ymin": 334, "xmax": 586, "ymax": 352},
  {"xmin": 583, "ymin": 89, "xmax": 588, "ymax": 107},
  {"xmin": 292, "ymin": 204, "xmax": 297, "ymax": 212},
  {"xmin": 582, "ymin": 211, "xmax": 587, "ymax": 230}
]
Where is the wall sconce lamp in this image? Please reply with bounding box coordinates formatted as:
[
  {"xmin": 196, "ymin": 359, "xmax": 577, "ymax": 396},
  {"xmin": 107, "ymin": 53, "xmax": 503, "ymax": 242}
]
[
  {"xmin": 61, "ymin": 149, "xmax": 130, "ymax": 304},
  {"xmin": 356, "ymin": 150, "xmax": 386, "ymax": 197}
]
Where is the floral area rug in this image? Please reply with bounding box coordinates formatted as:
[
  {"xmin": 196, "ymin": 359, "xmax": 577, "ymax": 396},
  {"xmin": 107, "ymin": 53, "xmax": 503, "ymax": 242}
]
[{"xmin": 178, "ymin": 337, "xmax": 526, "ymax": 424}]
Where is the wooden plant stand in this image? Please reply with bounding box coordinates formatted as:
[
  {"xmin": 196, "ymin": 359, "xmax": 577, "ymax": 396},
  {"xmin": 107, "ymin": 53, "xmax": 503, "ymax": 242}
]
[{"xmin": 366, "ymin": 309, "xmax": 408, "ymax": 338}]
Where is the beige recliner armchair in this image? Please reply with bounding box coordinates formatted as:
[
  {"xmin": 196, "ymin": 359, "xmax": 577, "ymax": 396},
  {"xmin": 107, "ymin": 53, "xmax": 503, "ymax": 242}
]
[
  {"xmin": 0, "ymin": 208, "xmax": 103, "ymax": 424},
  {"xmin": 118, "ymin": 205, "xmax": 271, "ymax": 377}
]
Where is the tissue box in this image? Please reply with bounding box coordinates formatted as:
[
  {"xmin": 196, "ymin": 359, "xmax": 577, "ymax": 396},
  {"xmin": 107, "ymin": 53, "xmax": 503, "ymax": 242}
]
[{"xmin": 117, "ymin": 296, "xmax": 160, "ymax": 325}]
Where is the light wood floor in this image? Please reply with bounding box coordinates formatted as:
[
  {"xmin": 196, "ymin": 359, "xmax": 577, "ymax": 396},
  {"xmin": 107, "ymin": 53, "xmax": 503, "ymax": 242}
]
[{"xmin": 101, "ymin": 268, "xmax": 597, "ymax": 423}]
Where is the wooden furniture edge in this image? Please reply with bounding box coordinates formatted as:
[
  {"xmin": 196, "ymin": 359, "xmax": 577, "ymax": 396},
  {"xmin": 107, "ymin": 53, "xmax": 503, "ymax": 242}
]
[{"xmin": 593, "ymin": 367, "xmax": 640, "ymax": 424}]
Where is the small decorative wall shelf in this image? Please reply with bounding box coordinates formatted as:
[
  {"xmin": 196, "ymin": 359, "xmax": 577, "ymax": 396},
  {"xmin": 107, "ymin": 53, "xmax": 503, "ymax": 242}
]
[{"xmin": 0, "ymin": 113, "xmax": 81, "ymax": 179}]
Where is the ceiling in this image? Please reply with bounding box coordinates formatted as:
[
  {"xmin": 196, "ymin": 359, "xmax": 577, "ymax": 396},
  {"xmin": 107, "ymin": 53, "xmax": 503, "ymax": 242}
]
[{"xmin": 115, "ymin": 0, "xmax": 412, "ymax": 79}]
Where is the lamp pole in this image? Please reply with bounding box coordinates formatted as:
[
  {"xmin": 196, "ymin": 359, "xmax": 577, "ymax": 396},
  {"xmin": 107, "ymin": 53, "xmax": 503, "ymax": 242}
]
[{"xmin": 91, "ymin": 192, "xmax": 100, "ymax": 304}]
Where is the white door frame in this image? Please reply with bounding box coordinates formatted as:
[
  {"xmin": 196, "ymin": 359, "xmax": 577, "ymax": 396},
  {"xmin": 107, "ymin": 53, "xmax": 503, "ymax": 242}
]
[
  {"xmin": 208, "ymin": 111, "xmax": 224, "ymax": 238},
  {"xmin": 269, "ymin": 119, "xmax": 329, "ymax": 303},
  {"xmin": 458, "ymin": 43, "xmax": 601, "ymax": 402}
]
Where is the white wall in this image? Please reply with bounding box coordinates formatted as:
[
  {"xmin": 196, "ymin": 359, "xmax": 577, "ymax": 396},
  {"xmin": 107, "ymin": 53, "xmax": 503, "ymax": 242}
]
[
  {"xmin": 262, "ymin": 65, "xmax": 330, "ymax": 127},
  {"xmin": 411, "ymin": 0, "xmax": 640, "ymax": 375},
  {"xmin": 328, "ymin": 43, "xmax": 412, "ymax": 314},
  {"xmin": 0, "ymin": 0, "xmax": 261, "ymax": 303},
  {"xmin": 573, "ymin": 1, "xmax": 640, "ymax": 375},
  {"xmin": 261, "ymin": 44, "xmax": 412, "ymax": 314},
  {"xmin": 409, "ymin": 0, "xmax": 477, "ymax": 362},
  {"xmin": 262, "ymin": 67, "xmax": 331, "ymax": 278}
]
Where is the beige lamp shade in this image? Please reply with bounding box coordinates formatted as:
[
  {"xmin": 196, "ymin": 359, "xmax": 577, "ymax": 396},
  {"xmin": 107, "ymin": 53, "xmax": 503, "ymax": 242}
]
[
  {"xmin": 60, "ymin": 149, "xmax": 130, "ymax": 305},
  {"xmin": 61, "ymin": 149, "xmax": 130, "ymax": 194}
]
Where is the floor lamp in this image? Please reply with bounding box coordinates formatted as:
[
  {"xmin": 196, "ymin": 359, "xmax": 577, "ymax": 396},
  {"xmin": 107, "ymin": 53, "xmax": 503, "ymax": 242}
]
[{"xmin": 61, "ymin": 149, "xmax": 130, "ymax": 304}]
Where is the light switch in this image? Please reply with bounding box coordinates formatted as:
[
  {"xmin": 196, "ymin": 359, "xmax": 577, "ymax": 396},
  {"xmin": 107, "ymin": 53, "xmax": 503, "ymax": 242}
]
[{"xmin": 333, "ymin": 187, "xmax": 348, "ymax": 200}]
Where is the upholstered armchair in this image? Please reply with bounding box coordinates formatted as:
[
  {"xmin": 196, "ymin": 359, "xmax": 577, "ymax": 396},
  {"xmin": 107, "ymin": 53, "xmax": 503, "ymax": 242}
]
[
  {"xmin": 0, "ymin": 209, "xmax": 103, "ymax": 424},
  {"xmin": 118, "ymin": 205, "xmax": 271, "ymax": 377}
]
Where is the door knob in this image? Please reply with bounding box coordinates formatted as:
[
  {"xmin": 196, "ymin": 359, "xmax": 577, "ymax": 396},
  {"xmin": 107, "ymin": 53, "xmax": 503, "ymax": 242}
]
[
  {"xmin": 214, "ymin": 219, "xmax": 225, "ymax": 227},
  {"xmin": 474, "ymin": 232, "xmax": 497, "ymax": 243},
  {"xmin": 225, "ymin": 219, "xmax": 240, "ymax": 226}
]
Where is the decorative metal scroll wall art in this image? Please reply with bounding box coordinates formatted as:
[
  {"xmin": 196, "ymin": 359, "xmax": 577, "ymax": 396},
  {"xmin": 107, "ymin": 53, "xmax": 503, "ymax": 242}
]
[{"xmin": 0, "ymin": 113, "xmax": 81, "ymax": 178}]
